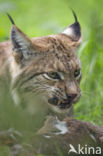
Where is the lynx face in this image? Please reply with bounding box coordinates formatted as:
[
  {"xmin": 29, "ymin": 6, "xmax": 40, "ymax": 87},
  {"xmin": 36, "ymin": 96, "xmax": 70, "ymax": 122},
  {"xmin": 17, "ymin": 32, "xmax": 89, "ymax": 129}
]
[{"xmin": 8, "ymin": 11, "xmax": 82, "ymax": 112}]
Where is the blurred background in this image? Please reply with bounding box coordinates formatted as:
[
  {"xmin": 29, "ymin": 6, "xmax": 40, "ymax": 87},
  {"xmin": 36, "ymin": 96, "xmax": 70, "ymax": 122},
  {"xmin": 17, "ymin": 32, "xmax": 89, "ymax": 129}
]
[{"xmin": 0, "ymin": 0, "xmax": 103, "ymax": 154}]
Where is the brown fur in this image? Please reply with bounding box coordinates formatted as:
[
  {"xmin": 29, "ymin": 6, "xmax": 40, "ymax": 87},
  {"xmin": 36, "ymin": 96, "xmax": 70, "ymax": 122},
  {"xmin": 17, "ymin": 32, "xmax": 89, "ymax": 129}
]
[{"xmin": 0, "ymin": 14, "xmax": 82, "ymax": 114}]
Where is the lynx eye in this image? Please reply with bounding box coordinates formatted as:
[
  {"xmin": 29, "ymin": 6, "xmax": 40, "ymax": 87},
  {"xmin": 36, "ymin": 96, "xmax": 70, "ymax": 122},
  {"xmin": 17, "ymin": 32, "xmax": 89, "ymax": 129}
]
[
  {"xmin": 74, "ymin": 69, "xmax": 80, "ymax": 78},
  {"xmin": 43, "ymin": 72, "xmax": 62, "ymax": 80}
]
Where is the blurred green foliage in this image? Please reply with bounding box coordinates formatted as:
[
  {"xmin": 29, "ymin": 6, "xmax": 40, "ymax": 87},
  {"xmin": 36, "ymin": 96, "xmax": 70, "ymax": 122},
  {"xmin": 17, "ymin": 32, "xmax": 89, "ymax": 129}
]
[{"xmin": 0, "ymin": 0, "xmax": 103, "ymax": 154}]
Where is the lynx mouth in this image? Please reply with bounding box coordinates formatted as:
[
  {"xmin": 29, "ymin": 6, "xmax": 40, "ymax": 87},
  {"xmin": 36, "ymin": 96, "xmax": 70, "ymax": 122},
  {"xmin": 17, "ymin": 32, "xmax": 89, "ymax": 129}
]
[{"xmin": 48, "ymin": 97, "xmax": 72, "ymax": 109}]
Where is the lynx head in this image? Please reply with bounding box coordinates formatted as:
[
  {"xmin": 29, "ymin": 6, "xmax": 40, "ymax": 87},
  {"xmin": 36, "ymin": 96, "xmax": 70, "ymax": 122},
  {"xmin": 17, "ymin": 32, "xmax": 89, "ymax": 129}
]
[{"xmin": 8, "ymin": 11, "xmax": 82, "ymax": 113}]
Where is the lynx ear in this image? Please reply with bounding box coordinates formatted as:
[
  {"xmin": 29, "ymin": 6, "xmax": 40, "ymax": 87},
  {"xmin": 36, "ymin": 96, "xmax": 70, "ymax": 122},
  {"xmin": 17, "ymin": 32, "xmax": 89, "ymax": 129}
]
[
  {"xmin": 7, "ymin": 14, "xmax": 34, "ymax": 62},
  {"xmin": 62, "ymin": 10, "xmax": 81, "ymax": 44},
  {"xmin": 11, "ymin": 25, "xmax": 34, "ymax": 60}
]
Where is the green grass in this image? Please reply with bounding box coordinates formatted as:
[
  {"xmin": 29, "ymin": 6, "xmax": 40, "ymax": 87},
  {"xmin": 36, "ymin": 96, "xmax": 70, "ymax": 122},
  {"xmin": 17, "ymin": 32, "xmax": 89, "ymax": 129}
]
[{"xmin": 0, "ymin": 0, "xmax": 103, "ymax": 154}]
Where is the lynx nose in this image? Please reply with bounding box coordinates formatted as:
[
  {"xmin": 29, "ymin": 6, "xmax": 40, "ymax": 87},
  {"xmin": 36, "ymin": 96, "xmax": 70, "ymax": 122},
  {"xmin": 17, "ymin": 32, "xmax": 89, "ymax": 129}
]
[{"xmin": 67, "ymin": 94, "xmax": 77, "ymax": 102}]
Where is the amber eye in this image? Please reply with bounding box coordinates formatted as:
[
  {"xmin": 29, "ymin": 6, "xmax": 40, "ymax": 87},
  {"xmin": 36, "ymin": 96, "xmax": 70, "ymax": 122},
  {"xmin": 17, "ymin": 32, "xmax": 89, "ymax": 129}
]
[
  {"xmin": 47, "ymin": 72, "xmax": 61, "ymax": 80},
  {"xmin": 43, "ymin": 72, "xmax": 61, "ymax": 80},
  {"xmin": 74, "ymin": 69, "xmax": 80, "ymax": 78}
]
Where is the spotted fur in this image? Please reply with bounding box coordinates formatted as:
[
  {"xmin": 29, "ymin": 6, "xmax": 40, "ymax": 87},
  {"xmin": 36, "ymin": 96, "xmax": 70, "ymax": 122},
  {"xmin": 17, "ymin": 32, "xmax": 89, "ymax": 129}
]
[{"xmin": 0, "ymin": 12, "xmax": 82, "ymax": 114}]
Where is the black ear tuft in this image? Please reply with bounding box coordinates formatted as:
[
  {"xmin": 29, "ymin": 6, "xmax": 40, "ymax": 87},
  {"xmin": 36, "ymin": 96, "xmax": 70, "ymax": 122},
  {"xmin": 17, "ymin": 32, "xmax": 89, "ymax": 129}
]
[
  {"xmin": 71, "ymin": 9, "xmax": 78, "ymax": 23},
  {"xmin": 69, "ymin": 10, "xmax": 81, "ymax": 41},
  {"xmin": 7, "ymin": 13, "xmax": 15, "ymax": 25}
]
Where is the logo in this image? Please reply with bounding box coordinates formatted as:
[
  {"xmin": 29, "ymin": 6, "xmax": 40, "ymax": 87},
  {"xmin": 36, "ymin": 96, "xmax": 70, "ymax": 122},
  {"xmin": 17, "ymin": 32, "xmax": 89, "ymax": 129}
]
[{"xmin": 68, "ymin": 144, "xmax": 102, "ymax": 155}]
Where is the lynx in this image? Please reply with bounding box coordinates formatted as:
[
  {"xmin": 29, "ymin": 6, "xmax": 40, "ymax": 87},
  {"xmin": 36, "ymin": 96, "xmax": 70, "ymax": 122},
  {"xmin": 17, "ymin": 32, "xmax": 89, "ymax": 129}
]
[
  {"xmin": 0, "ymin": 12, "xmax": 103, "ymax": 156},
  {"xmin": 0, "ymin": 11, "xmax": 82, "ymax": 114}
]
